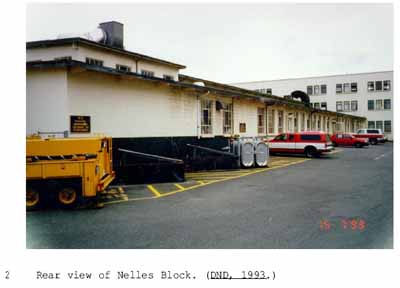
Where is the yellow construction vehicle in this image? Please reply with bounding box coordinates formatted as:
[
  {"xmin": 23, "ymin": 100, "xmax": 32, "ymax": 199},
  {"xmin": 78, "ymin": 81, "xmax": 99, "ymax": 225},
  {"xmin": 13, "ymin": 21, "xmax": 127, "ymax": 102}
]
[{"xmin": 26, "ymin": 136, "xmax": 115, "ymax": 210}]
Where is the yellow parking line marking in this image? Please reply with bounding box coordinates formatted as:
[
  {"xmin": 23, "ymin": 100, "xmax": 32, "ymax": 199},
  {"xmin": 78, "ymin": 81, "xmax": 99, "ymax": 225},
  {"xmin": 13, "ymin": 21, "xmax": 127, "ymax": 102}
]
[
  {"xmin": 174, "ymin": 183, "xmax": 185, "ymax": 191},
  {"xmin": 147, "ymin": 185, "xmax": 162, "ymax": 197},
  {"xmin": 104, "ymin": 158, "xmax": 310, "ymax": 206}
]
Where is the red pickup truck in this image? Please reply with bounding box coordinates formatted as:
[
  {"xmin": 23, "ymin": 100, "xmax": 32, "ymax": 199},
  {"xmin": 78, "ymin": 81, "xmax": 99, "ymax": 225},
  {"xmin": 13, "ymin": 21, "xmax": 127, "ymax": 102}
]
[
  {"xmin": 268, "ymin": 132, "xmax": 334, "ymax": 158},
  {"xmin": 331, "ymin": 133, "xmax": 369, "ymax": 148},
  {"xmin": 353, "ymin": 129, "xmax": 385, "ymax": 145}
]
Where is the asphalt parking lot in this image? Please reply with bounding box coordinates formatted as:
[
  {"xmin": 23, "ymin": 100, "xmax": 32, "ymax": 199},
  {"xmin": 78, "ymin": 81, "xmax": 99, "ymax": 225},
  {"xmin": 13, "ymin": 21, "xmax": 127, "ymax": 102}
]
[{"xmin": 26, "ymin": 143, "xmax": 393, "ymax": 249}]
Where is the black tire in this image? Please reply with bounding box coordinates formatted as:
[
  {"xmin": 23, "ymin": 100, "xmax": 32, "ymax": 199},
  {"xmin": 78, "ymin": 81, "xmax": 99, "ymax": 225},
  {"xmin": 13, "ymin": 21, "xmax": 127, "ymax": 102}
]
[
  {"xmin": 304, "ymin": 146, "xmax": 317, "ymax": 158},
  {"xmin": 57, "ymin": 183, "xmax": 81, "ymax": 209},
  {"xmin": 370, "ymin": 138, "xmax": 378, "ymax": 145},
  {"xmin": 355, "ymin": 142, "xmax": 362, "ymax": 148},
  {"xmin": 332, "ymin": 142, "xmax": 338, "ymax": 147},
  {"xmin": 26, "ymin": 184, "xmax": 41, "ymax": 211}
]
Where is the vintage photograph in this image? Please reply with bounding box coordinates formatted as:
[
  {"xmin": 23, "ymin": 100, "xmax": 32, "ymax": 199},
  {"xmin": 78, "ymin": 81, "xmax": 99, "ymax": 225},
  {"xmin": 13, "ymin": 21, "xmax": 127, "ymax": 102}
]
[{"xmin": 26, "ymin": 3, "xmax": 393, "ymax": 249}]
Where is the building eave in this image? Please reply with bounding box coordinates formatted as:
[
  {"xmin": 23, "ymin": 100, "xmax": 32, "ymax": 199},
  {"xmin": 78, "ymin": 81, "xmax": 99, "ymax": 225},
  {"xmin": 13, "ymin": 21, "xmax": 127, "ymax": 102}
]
[{"xmin": 26, "ymin": 37, "xmax": 186, "ymax": 69}]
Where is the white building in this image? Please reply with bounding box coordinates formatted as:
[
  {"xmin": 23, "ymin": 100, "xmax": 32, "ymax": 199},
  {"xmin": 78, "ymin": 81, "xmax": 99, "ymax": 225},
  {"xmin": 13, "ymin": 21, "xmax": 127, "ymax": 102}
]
[
  {"xmin": 26, "ymin": 21, "xmax": 366, "ymax": 170},
  {"xmin": 233, "ymin": 71, "xmax": 393, "ymax": 140}
]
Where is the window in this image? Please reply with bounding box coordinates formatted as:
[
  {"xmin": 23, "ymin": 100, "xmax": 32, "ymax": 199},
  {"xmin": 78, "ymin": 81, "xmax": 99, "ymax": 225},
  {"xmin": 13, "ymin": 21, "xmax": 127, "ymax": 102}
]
[
  {"xmin": 376, "ymin": 99, "xmax": 383, "ymax": 110},
  {"xmin": 344, "ymin": 101, "xmax": 350, "ymax": 111},
  {"xmin": 383, "ymin": 80, "xmax": 391, "ymax": 91},
  {"xmin": 314, "ymin": 85, "xmax": 320, "ymax": 95},
  {"xmin": 368, "ymin": 81, "xmax": 375, "ymax": 92},
  {"xmin": 223, "ymin": 104, "xmax": 233, "ymax": 134},
  {"xmin": 368, "ymin": 121, "xmax": 375, "ymax": 129},
  {"xmin": 294, "ymin": 112, "xmax": 298, "ymax": 132},
  {"xmin": 343, "ymin": 83, "xmax": 350, "ymax": 93},
  {"xmin": 300, "ymin": 134, "xmax": 321, "ymax": 141},
  {"xmin": 375, "ymin": 81, "xmax": 383, "ymax": 91},
  {"xmin": 321, "ymin": 84, "xmax": 327, "ymax": 94},
  {"xmin": 351, "ymin": 100, "xmax": 358, "ymax": 111},
  {"xmin": 266, "ymin": 88, "xmax": 272, "ymax": 95},
  {"xmin": 351, "ymin": 82, "xmax": 358, "ymax": 92},
  {"xmin": 268, "ymin": 109, "xmax": 275, "ymax": 134},
  {"xmin": 336, "ymin": 84, "xmax": 342, "ymax": 93},
  {"xmin": 321, "ymin": 102, "xmax": 327, "ymax": 110},
  {"xmin": 141, "ymin": 70, "xmax": 155, "ymax": 77},
  {"xmin": 116, "ymin": 64, "xmax": 131, "ymax": 73},
  {"xmin": 54, "ymin": 56, "xmax": 72, "ymax": 61},
  {"xmin": 278, "ymin": 111, "xmax": 284, "ymax": 133},
  {"xmin": 239, "ymin": 123, "xmax": 246, "ymax": 133},
  {"xmin": 85, "ymin": 57, "xmax": 103, "ymax": 67},
  {"xmin": 257, "ymin": 107, "xmax": 265, "ymax": 134},
  {"xmin": 314, "ymin": 103, "xmax": 320, "ymax": 109},
  {"xmin": 336, "ymin": 101, "xmax": 343, "ymax": 112},
  {"xmin": 376, "ymin": 121, "xmax": 383, "ymax": 131},
  {"xmin": 384, "ymin": 99, "xmax": 391, "ymax": 110},
  {"xmin": 368, "ymin": 100, "xmax": 375, "ymax": 110},
  {"xmin": 384, "ymin": 120, "xmax": 392, "ymax": 133},
  {"xmin": 307, "ymin": 86, "xmax": 313, "ymax": 95},
  {"xmin": 201, "ymin": 99, "xmax": 213, "ymax": 135},
  {"xmin": 163, "ymin": 74, "xmax": 174, "ymax": 81}
]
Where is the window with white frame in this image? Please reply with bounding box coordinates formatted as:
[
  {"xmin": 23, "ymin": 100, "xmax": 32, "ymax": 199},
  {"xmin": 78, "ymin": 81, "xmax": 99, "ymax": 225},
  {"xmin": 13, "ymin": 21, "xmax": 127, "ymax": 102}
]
[
  {"xmin": 384, "ymin": 120, "xmax": 391, "ymax": 133},
  {"xmin": 368, "ymin": 121, "xmax": 375, "ymax": 129},
  {"xmin": 321, "ymin": 102, "xmax": 327, "ymax": 110},
  {"xmin": 257, "ymin": 107, "xmax": 266, "ymax": 134},
  {"xmin": 351, "ymin": 82, "xmax": 358, "ymax": 92},
  {"xmin": 116, "ymin": 64, "xmax": 131, "ymax": 73},
  {"xmin": 163, "ymin": 74, "xmax": 174, "ymax": 81},
  {"xmin": 223, "ymin": 103, "xmax": 233, "ymax": 135},
  {"xmin": 368, "ymin": 81, "xmax": 375, "ymax": 91},
  {"xmin": 85, "ymin": 57, "xmax": 103, "ymax": 67},
  {"xmin": 384, "ymin": 99, "xmax": 391, "ymax": 110},
  {"xmin": 336, "ymin": 101, "xmax": 343, "ymax": 112},
  {"xmin": 307, "ymin": 86, "xmax": 313, "ymax": 95},
  {"xmin": 201, "ymin": 99, "xmax": 213, "ymax": 135},
  {"xmin": 141, "ymin": 70, "xmax": 155, "ymax": 77},
  {"xmin": 351, "ymin": 100, "xmax": 358, "ymax": 111},
  {"xmin": 376, "ymin": 99, "xmax": 383, "ymax": 110},
  {"xmin": 321, "ymin": 84, "xmax": 327, "ymax": 94},
  {"xmin": 314, "ymin": 102, "xmax": 320, "ymax": 109},
  {"xmin": 383, "ymin": 80, "xmax": 391, "ymax": 91},
  {"xmin": 376, "ymin": 121, "xmax": 383, "ymax": 131},
  {"xmin": 278, "ymin": 111, "xmax": 284, "ymax": 133},
  {"xmin": 268, "ymin": 109, "xmax": 275, "ymax": 134},
  {"xmin": 375, "ymin": 81, "xmax": 383, "ymax": 91},
  {"xmin": 343, "ymin": 83, "xmax": 351, "ymax": 93},
  {"xmin": 344, "ymin": 101, "xmax": 350, "ymax": 111},
  {"xmin": 336, "ymin": 84, "xmax": 343, "ymax": 93},
  {"xmin": 314, "ymin": 85, "xmax": 320, "ymax": 95},
  {"xmin": 368, "ymin": 100, "xmax": 374, "ymax": 110}
]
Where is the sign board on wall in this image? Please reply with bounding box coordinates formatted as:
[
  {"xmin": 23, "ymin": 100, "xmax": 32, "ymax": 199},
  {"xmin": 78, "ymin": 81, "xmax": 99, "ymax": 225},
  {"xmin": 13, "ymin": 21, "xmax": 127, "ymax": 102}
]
[{"xmin": 70, "ymin": 115, "xmax": 91, "ymax": 133}]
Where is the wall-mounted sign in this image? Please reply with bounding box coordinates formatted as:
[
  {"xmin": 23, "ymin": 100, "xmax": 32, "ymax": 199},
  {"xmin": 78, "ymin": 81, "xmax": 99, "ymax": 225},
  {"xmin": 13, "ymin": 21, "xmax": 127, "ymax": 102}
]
[{"xmin": 70, "ymin": 115, "xmax": 91, "ymax": 133}]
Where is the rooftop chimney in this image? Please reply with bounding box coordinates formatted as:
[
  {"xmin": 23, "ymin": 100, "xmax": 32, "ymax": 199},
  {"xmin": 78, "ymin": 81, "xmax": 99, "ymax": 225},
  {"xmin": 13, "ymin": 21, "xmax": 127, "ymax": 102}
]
[{"xmin": 99, "ymin": 21, "xmax": 124, "ymax": 49}]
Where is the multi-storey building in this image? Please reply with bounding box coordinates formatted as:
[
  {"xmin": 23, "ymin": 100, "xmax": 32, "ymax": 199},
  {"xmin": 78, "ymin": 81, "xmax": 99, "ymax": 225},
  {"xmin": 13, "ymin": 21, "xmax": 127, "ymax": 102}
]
[{"xmin": 233, "ymin": 71, "xmax": 393, "ymax": 140}]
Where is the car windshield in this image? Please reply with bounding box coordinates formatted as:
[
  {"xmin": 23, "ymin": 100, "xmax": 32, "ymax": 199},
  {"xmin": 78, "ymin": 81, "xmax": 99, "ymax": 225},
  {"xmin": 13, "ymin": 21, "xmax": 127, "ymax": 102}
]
[{"xmin": 274, "ymin": 134, "xmax": 288, "ymax": 141}]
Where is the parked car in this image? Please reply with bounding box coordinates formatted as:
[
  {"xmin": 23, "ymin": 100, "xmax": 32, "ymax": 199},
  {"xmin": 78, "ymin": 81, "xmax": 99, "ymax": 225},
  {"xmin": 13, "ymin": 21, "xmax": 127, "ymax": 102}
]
[
  {"xmin": 354, "ymin": 129, "xmax": 385, "ymax": 145},
  {"xmin": 331, "ymin": 133, "xmax": 369, "ymax": 148},
  {"xmin": 267, "ymin": 131, "xmax": 334, "ymax": 158}
]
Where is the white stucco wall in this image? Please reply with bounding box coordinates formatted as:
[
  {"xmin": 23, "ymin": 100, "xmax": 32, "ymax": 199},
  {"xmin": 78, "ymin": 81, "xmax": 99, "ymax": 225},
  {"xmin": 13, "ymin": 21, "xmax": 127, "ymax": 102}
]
[
  {"xmin": 26, "ymin": 69, "xmax": 69, "ymax": 135},
  {"xmin": 67, "ymin": 70, "xmax": 196, "ymax": 138}
]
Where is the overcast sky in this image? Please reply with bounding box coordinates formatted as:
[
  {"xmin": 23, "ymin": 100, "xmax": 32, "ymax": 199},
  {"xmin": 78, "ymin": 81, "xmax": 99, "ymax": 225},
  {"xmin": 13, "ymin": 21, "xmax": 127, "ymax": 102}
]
[{"xmin": 27, "ymin": 3, "xmax": 393, "ymax": 83}]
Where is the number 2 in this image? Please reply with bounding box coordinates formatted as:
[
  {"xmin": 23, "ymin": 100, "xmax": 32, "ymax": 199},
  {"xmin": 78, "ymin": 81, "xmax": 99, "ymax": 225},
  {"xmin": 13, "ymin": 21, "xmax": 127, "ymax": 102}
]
[{"xmin": 5, "ymin": 271, "xmax": 9, "ymax": 279}]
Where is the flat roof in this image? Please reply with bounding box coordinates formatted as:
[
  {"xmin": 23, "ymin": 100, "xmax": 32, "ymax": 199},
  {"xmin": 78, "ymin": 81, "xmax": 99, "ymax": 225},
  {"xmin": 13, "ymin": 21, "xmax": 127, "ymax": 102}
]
[
  {"xmin": 26, "ymin": 37, "xmax": 186, "ymax": 69},
  {"xmin": 232, "ymin": 70, "xmax": 393, "ymax": 85}
]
